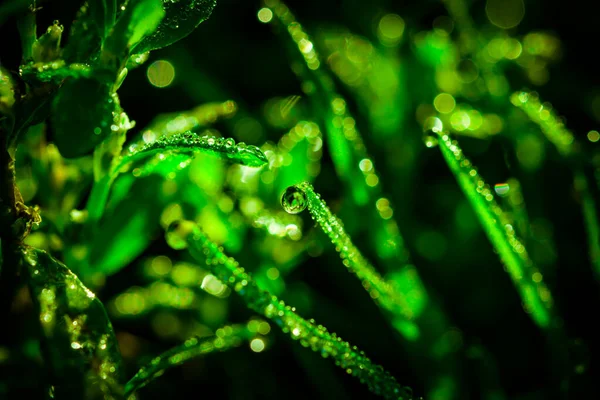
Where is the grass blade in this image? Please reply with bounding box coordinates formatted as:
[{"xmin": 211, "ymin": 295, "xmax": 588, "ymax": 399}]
[
  {"xmin": 435, "ymin": 131, "xmax": 553, "ymax": 328},
  {"xmin": 165, "ymin": 220, "xmax": 415, "ymax": 400},
  {"xmin": 281, "ymin": 182, "xmax": 418, "ymax": 324},
  {"xmin": 124, "ymin": 324, "xmax": 252, "ymax": 396}
]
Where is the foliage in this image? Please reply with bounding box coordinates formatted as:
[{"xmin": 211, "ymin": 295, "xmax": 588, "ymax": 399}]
[{"xmin": 0, "ymin": 0, "xmax": 598, "ymax": 399}]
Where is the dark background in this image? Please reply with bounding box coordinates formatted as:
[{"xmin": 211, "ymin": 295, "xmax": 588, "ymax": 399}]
[{"xmin": 1, "ymin": 0, "xmax": 599, "ymax": 399}]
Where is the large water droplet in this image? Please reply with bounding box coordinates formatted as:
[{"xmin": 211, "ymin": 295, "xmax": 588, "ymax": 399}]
[
  {"xmin": 165, "ymin": 220, "xmax": 195, "ymax": 250},
  {"xmin": 281, "ymin": 186, "xmax": 307, "ymax": 214},
  {"xmin": 422, "ymin": 130, "xmax": 439, "ymax": 148}
]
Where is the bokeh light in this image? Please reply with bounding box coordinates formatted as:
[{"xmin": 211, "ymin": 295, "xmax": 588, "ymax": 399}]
[{"xmin": 147, "ymin": 60, "xmax": 176, "ymax": 88}]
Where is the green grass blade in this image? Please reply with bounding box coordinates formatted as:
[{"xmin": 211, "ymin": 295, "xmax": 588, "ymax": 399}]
[
  {"xmin": 123, "ymin": 132, "xmax": 268, "ymax": 169},
  {"xmin": 85, "ymin": 132, "xmax": 267, "ymax": 226},
  {"xmin": 124, "ymin": 324, "xmax": 252, "ymax": 396},
  {"xmin": 435, "ymin": 132, "xmax": 553, "ymax": 328},
  {"xmin": 510, "ymin": 90, "xmax": 576, "ymax": 157},
  {"xmin": 511, "ymin": 90, "xmax": 600, "ymax": 279},
  {"xmin": 165, "ymin": 220, "xmax": 415, "ymax": 400},
  {"xmin": 281, "ymin": 182, "xmax": 418, "ymax": 323},
  {"xmin": 575, "ymin": 171, "xmax": 600, "ymax": 279}
]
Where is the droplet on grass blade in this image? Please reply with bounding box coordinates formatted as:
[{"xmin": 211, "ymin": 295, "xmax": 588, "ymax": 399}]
[
  {"xmin": 165, "ymin": 220, "xmax": 196, "ymax": 250},
  {"xmin": 281, "ymin": 186, "xmax": 308, "ymax": 214}
]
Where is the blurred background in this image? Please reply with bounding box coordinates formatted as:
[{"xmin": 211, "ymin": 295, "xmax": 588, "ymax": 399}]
[{"xmin": 1, "ymin": 0, "xmax": 600, "ymax": 399}]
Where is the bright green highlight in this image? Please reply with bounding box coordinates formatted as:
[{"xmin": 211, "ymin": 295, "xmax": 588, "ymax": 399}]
[{"xmin": 165, "ymin": 220, "xmax": 415, "ymax": 400}]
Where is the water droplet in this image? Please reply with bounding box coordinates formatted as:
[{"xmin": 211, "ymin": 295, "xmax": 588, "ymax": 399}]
[
  {"xmin": 422, "ymin": 130, "xmax": 439, "ymax": 148},
  {"xmin": 281, "ymin": 186, "xmax": 307, "ymax": 214},
  {"xmin": 224, "ymin": 138, "xmax": 235, "ymax": 149},
  {"xmin": 165, "ymin": 220, "xmax": 195, "ymax": 250}
]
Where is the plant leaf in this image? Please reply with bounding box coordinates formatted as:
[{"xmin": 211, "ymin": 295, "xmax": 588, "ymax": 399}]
[
  {"xmin": 132, "ymin": 0, "xmax": 217, "ymax": 54},
  {"xmin": 88, "ymin": 175, "xmax": 165, "ymax": 276},
  {"xmin": 122, "ymin": 132, "xmax": 268, "ymax": 168},
  {"xmin": 21, "ymin": 246, "xmax": 124, "ymax": 398},
  {"xmin": 63, "ymin": 0, "xmax": 117, "ymax": 63},
  {"xmin": 50, "ymin": 78, "xmax": 119, "ymax": 158},
  {"xmin": 124, "ymin": 324, "xmax": 251, "ymax": 396},
  {"xmin": 165, "ymin": 220, "xmax": 415, "ymax": 400},
  {"xmin": 101, "ymin": 0, "xmax": 165, "ymax": 71}
]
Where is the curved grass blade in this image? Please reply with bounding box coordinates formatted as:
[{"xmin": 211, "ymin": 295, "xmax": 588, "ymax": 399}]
[
  {"xmin": 124, "ymin": 132, "xmax": 268, "ymax": 169},
  {"xmin": 132, "ymin": 100, "xmax": 237, "ymax": 147},
  {"xmin": 511, "ymin": 90, "xmax": 600, "ymax": 280},
  {"xmin": 510, "ymin": 90, "xmax": 576, "ymax": 157},
  {"xmin": 281, "ymin": 182, "xmax": 417, "ymax": 324},
  {"xmin": 435, "ymin": 131, "xmax": 553, "ymax": 328},
  {"xmin": 124, "ymin": 324, "xmax": 252, "ymax": 396},
  {"xmin": 132, "ymin": 0, "xmax": 217, "ymax": 54},
  {"xmin": 21, "ymin": 246, "xmax": 124, "ymax": 398},
  {"xmin": 165, "ymin": 220, "xmax": 415, "ymax": 400},
  {"xmin": 86, "ymin": 132, "xmax": 267, "ymax": 226},
  {"xmin": 575, "ymin": 171, "xmax": 600, "ymax": 280}
]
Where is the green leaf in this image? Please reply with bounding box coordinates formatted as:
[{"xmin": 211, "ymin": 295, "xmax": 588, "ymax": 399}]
[
  {"xmin": 123, "ymin": 132, "xmax": 268, "ymax": 168},
  {"xmin": 50, "ymin": 78, "xmax": 119, "ymax": 158},
  {"xmin": 63, "ymin": 0, "xmax": 117, "ymax": 63},
  {"xmin": 21, "ymin": 246, "xmax": 124, "ymax": 398},
  {"xmin": 132, "ymin": 0, "xmax": 217, "ymax": 54},
  {"xmin": 89, "ymin": 175, "xmax": 164, "ymax": 276},
  {"xmin": 101, "ymin": 0, "xmax": 165, "ymax": 70}
]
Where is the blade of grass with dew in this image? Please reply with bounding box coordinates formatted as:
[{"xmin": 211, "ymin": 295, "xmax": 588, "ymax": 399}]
[
  {"xmin": 280, "ymin": 182, "xmax": 416, "ymax": 324},
  {"xmin": 85, "ymin": 132, "xmax": 267, "ymax": 226},
  {"xmin": 132, "ymin": 100, "xmax": 238, "ymax": 147},
  {"xmin": 264, "ymin": 0, "xmax": 418, "ymax": 283},
  {"xmin": 124, "ymin": 323, "xmax": 253, "ymax": 396},
  {"xmin": 511, "ymin": 90, "xmax": 600, "ymax": 279},
  {"xmin": 434, "ymin": 131, "xmax": 553, "ymax": 328},
  {"xmin": 262, "ymin": 0, "xmax": 368, "ymax": 205},
  {"xmin": 279, "ymin": 183, "xmax": 466, "ymax": 400},
  {"xmin": 164, "ymin": 220, "xmax": 416, "ymax": 400},
  {"xmin": 20, "ymin": 246, "xmax": 124, "ymax": 398},
  {"xmin": 510, "ymin": 90, "xmax": 576, "ymax": 157}
]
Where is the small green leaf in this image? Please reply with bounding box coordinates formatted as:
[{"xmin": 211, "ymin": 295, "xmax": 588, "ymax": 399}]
[
  {"xmin": 101, "ymin": 0, "xmax": 165, "ymax": 70},
  {"xmin": 123, "ymin": 132, "xmax": 268, "ymax": 168},
  {"xmin": 132, "ymin": 0, "xmax": 217, "ymax": 54},
  {"xmin": 51, "ymin": 78, "xmax": 119, "ymax": 158},
  {"xmin": 63, "ymin": 0, "xmax": 118, "ymax": 63},
  {"xmin": 89, "ymin": 175, "xmax": 164, "ymax": 276},
  {"xmin": 32, "ymin": 21, "xmax": 64, "ymax": 63},
  {"xmin": 21, "ymin": 246, "xmax": 124, "ymax": 398}
]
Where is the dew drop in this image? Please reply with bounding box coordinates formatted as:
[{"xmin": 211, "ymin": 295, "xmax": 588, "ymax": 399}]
[
  {"xmin": 281, "ymin": 186, "xmax": 308, "ymax": 214},
  {"xmin": 224, "ymin": 138, "xmax": 235, "ymax": 149},
  {"xmin": 165, "ymin": 220, "xmax": 195, "ymax": 250},
  {"xmin": 422, "ymin": 130, "xmax": 439, "ymax": 148}
]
